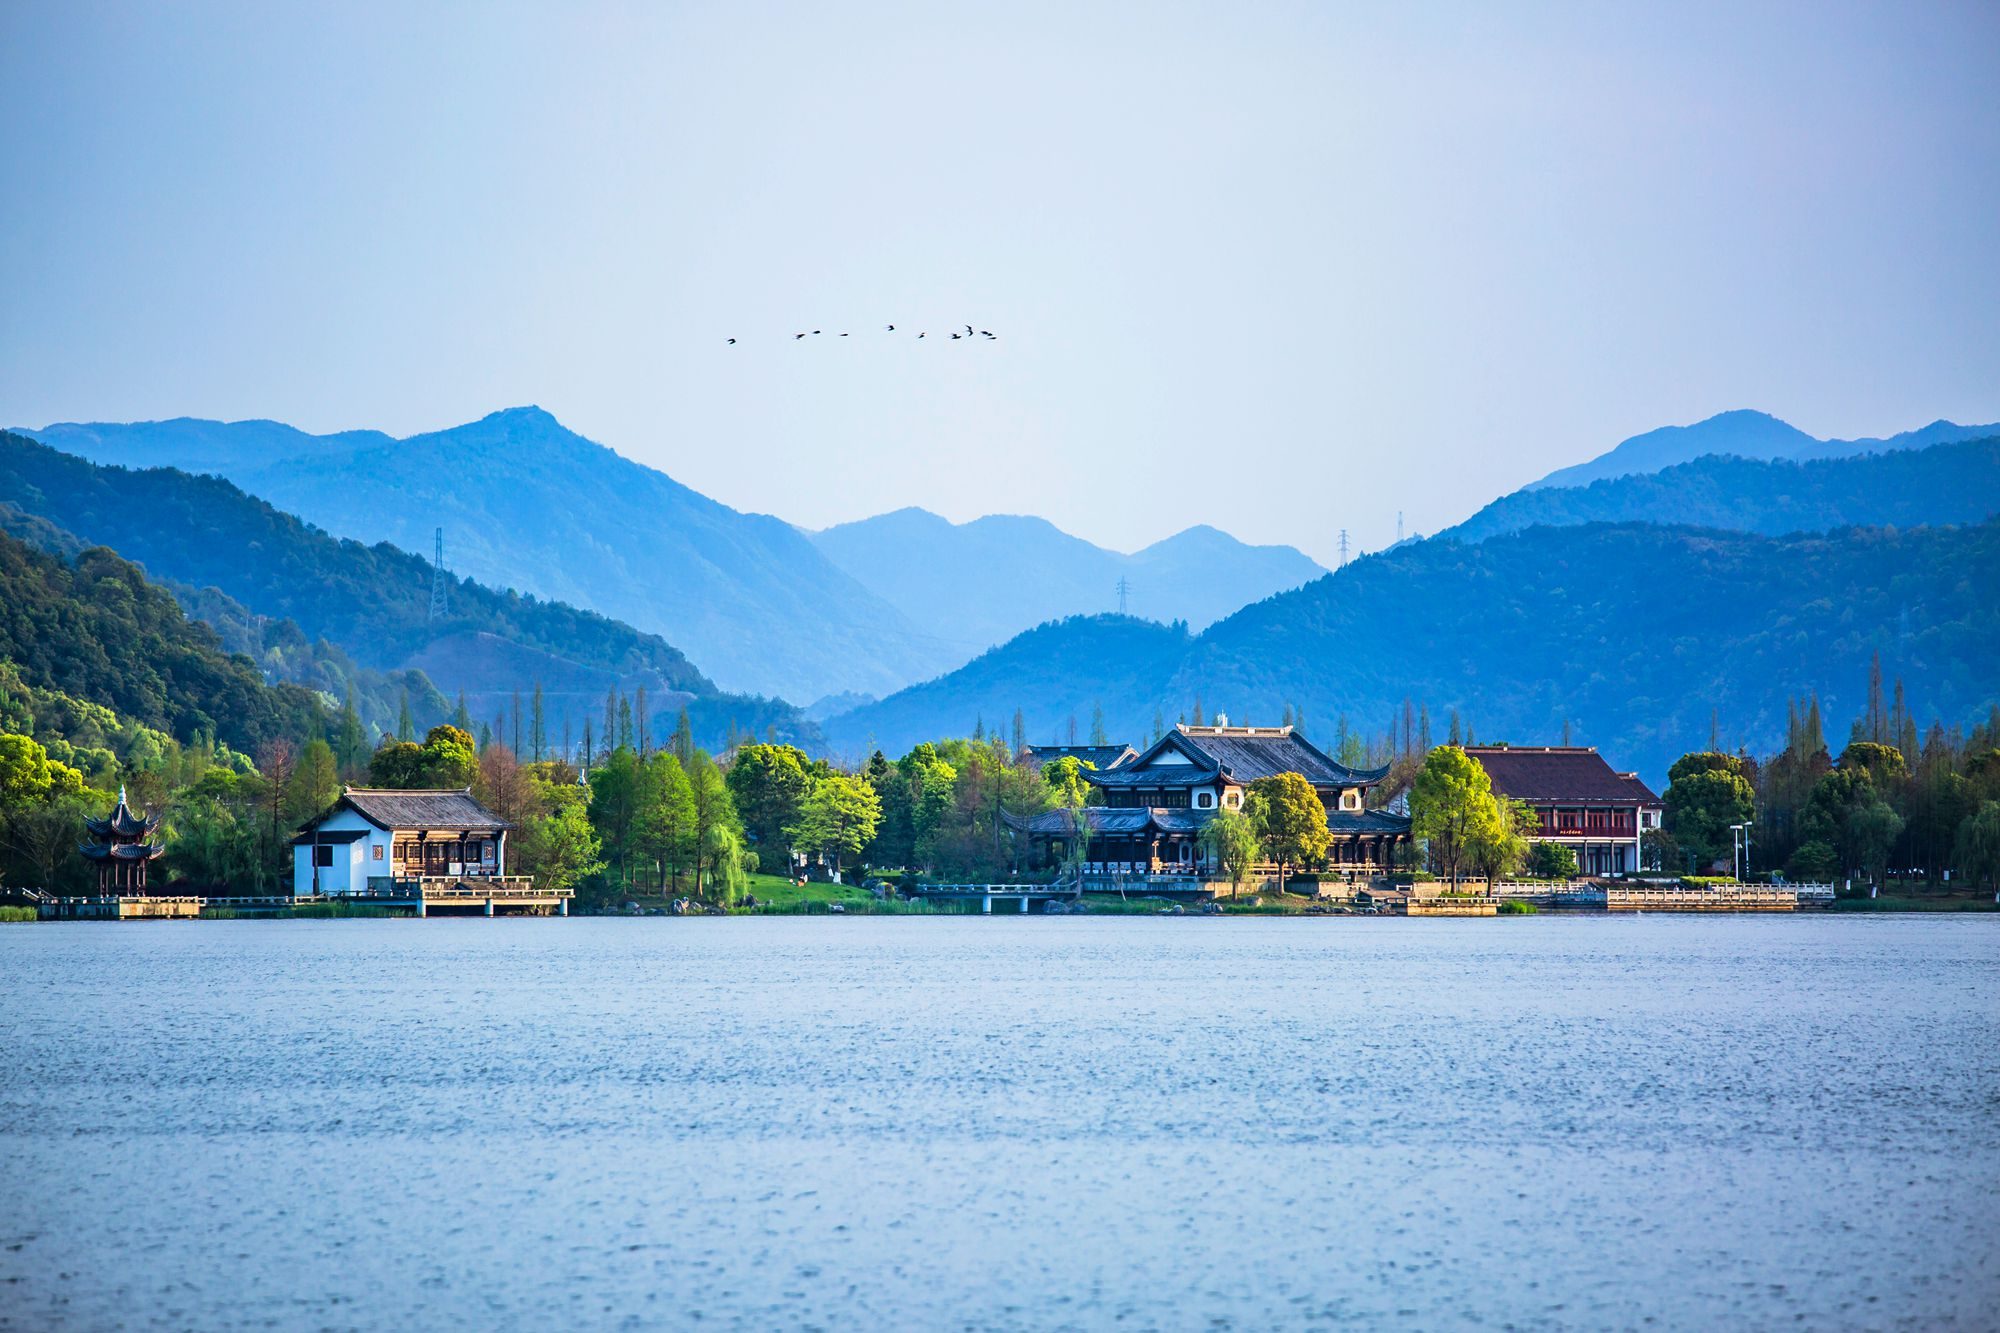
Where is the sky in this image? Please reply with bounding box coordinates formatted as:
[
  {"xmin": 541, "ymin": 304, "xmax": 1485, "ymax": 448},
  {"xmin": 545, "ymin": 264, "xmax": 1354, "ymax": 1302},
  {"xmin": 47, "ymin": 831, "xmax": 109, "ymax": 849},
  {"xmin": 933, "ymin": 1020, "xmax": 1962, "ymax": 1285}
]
[{"xmin": 3, "ymin": 2, "xmax": 1997, "ymax": 564}]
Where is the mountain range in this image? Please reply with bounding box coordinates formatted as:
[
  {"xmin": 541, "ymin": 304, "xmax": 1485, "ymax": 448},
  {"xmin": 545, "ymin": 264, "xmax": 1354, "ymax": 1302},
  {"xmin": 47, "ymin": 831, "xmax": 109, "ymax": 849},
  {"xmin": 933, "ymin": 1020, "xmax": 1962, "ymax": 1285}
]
[
  {"xmin": 1446, "ymin": 434, "xmax": 2000, "ymax": 544},
  {"xmin": 808, "ymin": 509, "xmax": 1324, "ymax": 652},
  {"xmin": 11, "ymin": 401, "xmax": 1998, "ymax": 782},
  {"xmin": 21, "ymin": 408, "xmax": 1329, "ymax": 704},
  {"xmin": 1527, "ymin": 409, "xmax": 1999, "ymax": 491},
  {"xmin": 823, "ymin": 517, "xmax": 2000, "ymax": 784}
]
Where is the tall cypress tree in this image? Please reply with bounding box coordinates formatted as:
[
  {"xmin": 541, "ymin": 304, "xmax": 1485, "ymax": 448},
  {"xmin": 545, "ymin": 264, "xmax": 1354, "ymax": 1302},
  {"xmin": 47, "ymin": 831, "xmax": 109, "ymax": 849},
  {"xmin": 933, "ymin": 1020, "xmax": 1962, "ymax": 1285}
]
[{"xmin": 530, "ymin": 682, "xmax": 546, "ymax": 762}]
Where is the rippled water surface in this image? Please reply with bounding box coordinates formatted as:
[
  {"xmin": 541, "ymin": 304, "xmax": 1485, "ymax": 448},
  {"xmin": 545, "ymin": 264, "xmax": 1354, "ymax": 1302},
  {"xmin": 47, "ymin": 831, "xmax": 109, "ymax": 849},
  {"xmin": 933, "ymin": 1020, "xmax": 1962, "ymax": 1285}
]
[{"xmin": 3, "ymin": 915, "xmax": 1996, "ymax": 1330}]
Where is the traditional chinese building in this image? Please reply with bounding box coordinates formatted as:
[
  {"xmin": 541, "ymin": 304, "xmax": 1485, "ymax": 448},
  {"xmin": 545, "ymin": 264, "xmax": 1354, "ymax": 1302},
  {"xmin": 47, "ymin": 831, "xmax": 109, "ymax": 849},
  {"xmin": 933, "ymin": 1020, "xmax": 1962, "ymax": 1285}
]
[
  {"xmin": 1013, "ymin": 724, "xmax": 1411, "ymax": 878},
  {"xmin": 290, "ymin": 787, "xmax": 512, "ymax": 898},
  {"xmin": 1021, "ymin": 743, "xmax": 1138, "ymax": 772},
  {"xmin": 1463, "ymin": 745, "xmax": 1661, "ymax": 877},
  {"xmin": 80, "ymin": 786, "xmax": 167, "ymax": 894}
]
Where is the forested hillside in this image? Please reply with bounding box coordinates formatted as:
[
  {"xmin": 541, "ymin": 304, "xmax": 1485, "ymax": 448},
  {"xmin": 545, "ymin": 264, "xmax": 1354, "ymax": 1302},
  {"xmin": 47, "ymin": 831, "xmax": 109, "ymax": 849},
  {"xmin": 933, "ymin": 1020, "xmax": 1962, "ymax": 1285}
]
[
  {"xmin": 824, "ymin": 520, "xmax": 2000, "ymax": 782},
  {"xmin": 25, "ymin": 408, "xmax": 957, "ymax": 702},
  {"xmin": 0, "ymin": 433, "xmax": 819, "ymax": 752},
  {"xmin": 1446, "ymin": 437, "xmax": 2000, "ymax": 543},
  {"xmin": 0, "ymin": 529, "xmax": 325, "ymax": 752}
]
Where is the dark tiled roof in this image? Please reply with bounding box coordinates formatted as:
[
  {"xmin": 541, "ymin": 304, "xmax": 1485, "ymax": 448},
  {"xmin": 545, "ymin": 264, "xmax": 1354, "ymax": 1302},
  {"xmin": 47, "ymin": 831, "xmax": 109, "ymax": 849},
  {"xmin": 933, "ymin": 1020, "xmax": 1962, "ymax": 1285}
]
[
  {"xmin": 1099, "ymin": 726, "xmax": 1389, "ymax": 789},
  {"xmin": 1008, "ymin": 807, "xmax": 1219, "ymax": 836},
  {"xmin": 79, "ymin": 841, "xmax": 164, "ymax": 861},
  {"xmin": 1464, "ymin": 747, "xmax": 1660, "ymax": 804},
  {"xmin": 1327, "ymin": 808, "xmax": 1413, "ymax": 834},
  {"xmin": 1009, "ymin": 805, "xmax": 1408, "ymax": 837},
  {"xmin": 85, "ymin": 792, "xmax": 160, "ymax": 839},
  {"xmin": 1090, "ymin": 767, "xmax": 1219, "ymax": 788},
  {"xmin": 1024, "ymin": 745, "xmax": 1137, "ymax": 771},
  {"xmin": 288, "ymin": 827, "xmax": 372, "ymax": 847},
  {"xmin": 323, "ymin": 788, "xmax": 511, "ymax": 832}
]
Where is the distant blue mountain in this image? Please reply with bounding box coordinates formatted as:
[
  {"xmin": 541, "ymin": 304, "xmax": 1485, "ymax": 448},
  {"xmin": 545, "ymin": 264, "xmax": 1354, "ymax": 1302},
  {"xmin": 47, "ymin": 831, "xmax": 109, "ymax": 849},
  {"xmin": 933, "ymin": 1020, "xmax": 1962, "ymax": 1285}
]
[
  {"xmin": 1446, "ymin": 435, "xmax": 2000, "ymax": 544},
  {"xmin": 1529, "ymin": 409, "xmax": 2000, "ymax": 491},
  {"xmin": 809, "ymin": 508, "xmax": 1325, "ymax": 655},
  {"xmin": 23, "ymin": 408, "xmax": 959, "ymax": 703}
]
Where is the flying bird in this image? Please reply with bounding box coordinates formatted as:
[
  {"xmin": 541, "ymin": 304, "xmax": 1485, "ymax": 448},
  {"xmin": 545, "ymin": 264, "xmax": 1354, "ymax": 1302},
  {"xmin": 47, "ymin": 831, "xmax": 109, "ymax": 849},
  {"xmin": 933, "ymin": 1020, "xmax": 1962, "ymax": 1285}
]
[
  {"xmin": 950, "ymin": 333, "xmax": 961, "ymax": 340},
  {"xmin": 965, "ymin": 324, "xmax": 974, "ymax": 335},
  {"xmin": 813, "ymin": 329, "xmax": 822, "ymax": 335},
  {"xmin": 726, "ymin": 338, "xmax": 736, "ymax": 344},
  {"xmin": 795, "ymin": 333, "xmax": 805, "ymax": 339},
  {"xmin": 917, "ymin": 332, "xmax": 925, "ymax": 338},
  {"xmin": 885, "ymin": 324, "xmax": 895, "ymax": 331}
]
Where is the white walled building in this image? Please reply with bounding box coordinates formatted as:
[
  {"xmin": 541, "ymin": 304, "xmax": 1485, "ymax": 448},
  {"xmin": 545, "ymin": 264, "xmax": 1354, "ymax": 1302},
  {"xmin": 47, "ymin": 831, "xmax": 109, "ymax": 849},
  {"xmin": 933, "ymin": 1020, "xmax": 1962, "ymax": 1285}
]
[{"xmin": 290, "ymin": 787, "xmax": 512, "ymax": 898}]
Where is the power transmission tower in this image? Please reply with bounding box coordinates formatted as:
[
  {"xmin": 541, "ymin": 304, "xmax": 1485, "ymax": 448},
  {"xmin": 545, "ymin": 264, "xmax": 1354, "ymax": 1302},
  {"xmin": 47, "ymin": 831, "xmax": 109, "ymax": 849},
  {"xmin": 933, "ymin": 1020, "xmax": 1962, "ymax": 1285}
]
[
  {"xmin": 428, "ymin": 527, "xmax": 449, "ymax": 622},
  {"xmin": 1337, "ymin": 529, "xmax": 1350, "ymax": 567},
  {"xmin": 1396, "ymin": 511, "xmax": 1404, "ymax": 545},
  {"xmin": 1115, "ymin": 576, "xmax": 1131, "ymax": 615}
]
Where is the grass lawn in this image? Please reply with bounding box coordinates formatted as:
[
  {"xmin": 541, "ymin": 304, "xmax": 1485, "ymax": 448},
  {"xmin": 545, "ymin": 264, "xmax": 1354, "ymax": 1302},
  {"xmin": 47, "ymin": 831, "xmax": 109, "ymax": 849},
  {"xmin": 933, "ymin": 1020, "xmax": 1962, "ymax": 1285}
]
[{"xmin": 742, "ymin": 872, "xmax": 877, "ymax": 910}]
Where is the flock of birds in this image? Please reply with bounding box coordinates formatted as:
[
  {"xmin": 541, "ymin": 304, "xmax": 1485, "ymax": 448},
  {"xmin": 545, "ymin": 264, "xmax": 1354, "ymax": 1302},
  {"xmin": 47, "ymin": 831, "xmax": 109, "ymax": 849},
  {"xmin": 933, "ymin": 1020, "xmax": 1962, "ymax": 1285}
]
[{"xmin": 726, "ymin": 324, "xmax": 998, "ymax": 344}]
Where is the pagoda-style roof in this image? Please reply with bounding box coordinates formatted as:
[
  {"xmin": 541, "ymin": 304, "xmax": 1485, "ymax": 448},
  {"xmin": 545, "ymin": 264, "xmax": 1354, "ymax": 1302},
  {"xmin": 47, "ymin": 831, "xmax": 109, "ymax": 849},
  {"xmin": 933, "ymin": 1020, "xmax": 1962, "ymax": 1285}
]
[
  {"xmin": 299, "ymin": 787, "xmax": 511, "ymax": 835},
  {"xmin": 84, "ymin": 787, "xmax": 161, "ymax": 840},
  {"xmin": 1463, "ymin": 746, "xmax": 1660, "ymax": 806},
  {"xmin": 79, "ymin": 839, "xmax": 164, "ymax": 861},
  {"xmin": 1091, "ymin": 725, "xmax": 1391, "ymax": 791}
]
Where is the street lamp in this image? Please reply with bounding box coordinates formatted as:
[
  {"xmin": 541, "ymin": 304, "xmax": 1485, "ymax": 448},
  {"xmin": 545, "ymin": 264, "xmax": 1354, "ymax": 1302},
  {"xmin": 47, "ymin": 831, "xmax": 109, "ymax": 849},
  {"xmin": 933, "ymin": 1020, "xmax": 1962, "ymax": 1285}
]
[{"xmin": 1729, "ymin": 822, "xmax": 1751, "ymax": 882}]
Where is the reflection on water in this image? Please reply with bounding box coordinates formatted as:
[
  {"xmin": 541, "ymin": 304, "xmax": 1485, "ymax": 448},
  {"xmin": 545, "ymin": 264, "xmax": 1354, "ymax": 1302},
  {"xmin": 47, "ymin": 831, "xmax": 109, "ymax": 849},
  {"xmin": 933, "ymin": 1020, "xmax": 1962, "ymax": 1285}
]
[{"xmin": 2, "ymin": 916, "xmax": 1995, "ymax": 1329}]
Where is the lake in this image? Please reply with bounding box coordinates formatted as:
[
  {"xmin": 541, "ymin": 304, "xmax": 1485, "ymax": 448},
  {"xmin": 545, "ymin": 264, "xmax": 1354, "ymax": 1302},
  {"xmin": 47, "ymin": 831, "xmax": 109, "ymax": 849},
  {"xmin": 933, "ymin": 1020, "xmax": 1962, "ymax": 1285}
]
[{"xmin": 2, "ymin": 916, "xmax": 1995, "ymax": 1330}]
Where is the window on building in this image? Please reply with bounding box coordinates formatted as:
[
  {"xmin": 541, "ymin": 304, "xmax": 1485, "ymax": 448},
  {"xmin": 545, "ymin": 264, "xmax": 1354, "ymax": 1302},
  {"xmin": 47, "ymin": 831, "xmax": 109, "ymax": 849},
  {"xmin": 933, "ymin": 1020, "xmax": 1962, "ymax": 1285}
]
[
  {"xmin": 372, "ymin": 844, "xmax": 384, "ymax": 860},
  {"xmin": 1196, "ymin": 792, "xmax": 1214, "ymax": 809},
  {"xmin": 1225, "ymin": 791, "xmax": 1241, "ymax": 809},
  {"xmin": 314, "ymin": 845, "xmax": 334, "ymax": 867},
  {"xmin": 1341, "ymin": 790, "xmax": 1361, "ymax": 811}
]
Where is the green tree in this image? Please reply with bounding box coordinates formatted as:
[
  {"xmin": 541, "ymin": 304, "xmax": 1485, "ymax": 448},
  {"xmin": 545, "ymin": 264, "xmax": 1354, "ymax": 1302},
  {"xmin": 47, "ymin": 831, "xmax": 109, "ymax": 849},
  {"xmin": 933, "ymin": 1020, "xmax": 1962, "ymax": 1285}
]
[
  {"xmin": 727, "ymin": 743, "xmax": 815, "ymax": 868},
  {"xmin": 1473, "ymin": 798, "xmax": 1538, "ymax": 882},
  {"xmin": 1663, "ymin": 753, "xmax": 1756, "ymax": 871},
  {"xmin": 638, "ymin": 751, "xmax": 696, "ymax": 892},
  {"xmin": 1410, "ymin": 745, "xmax": 1504, "ymax": 885},
  {"xmin": 1041, "ymin": 754, "xmax": 1095, "ymax": 878},
  {"xmin": 1, "ymin": 793, "xmax": 95, "ymax": 892},
  {"xmin": 1786, "ymin": 839, "xmax": 1838, "ymax": 882},
  {"xmin": 514, "ymin": 801, "xmax": 603, "ymax": 897},
  {"xmin": 0, "ymin": 732, "xmax": 85, "ymax": 810},
  {"xmin": 587, "ymin": 747, "xmax": 647, "ymax": 892},
  {"xmin": 368, "ymin": 725, "xmax": 477, "ymax": 790},
  {"xmin": 286, "ymin": 737, "xmax": 341, "ymax": 826},
  {"xmin": 788, "ymin": 773, "xmax": 882, "ymax": 880},
  {"xmin": 337, "ymin": 690, "xmax": 369, "ymax": 774},
  {"xmin": 1847, "ymin": 798, "xmax": 1904, "ymax": 888},
  {"xmin": 164, "ymin": 795, "xmax": 262, "ymax": 889},
  {"xmin": 1200, "ymin": 805, "xmax": 1259, "ymax": 897},
  {"xmin": 1245, "ymin": 772, "xmax": 1330, "ymax": 895},
  {"xmin": 901, "ymin": 744, "xmax": 958, "ymax": 871},
  {"xmin": 1528, "ymin": 840, "xmax": 1580, "ymax": 880},
  {"xmin": 686, "ymin": 751, "xmax": 740, "ymax": 901},
  {"xmin": 1953, "ymin": 801, "xmax": 2000, "ymax": 892},
  {"xmin": 1837, "ymin": 741, "xmax": 1908, "ymax": 789}
]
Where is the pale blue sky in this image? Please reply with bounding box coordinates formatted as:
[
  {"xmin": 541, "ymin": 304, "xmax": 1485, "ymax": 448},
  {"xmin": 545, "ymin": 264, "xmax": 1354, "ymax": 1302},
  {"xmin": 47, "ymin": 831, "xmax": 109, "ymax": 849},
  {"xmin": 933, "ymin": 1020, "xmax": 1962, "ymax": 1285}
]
[{"xmin": 3, "ymin": 2, "xmax": 1996, "ymax": 563}]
